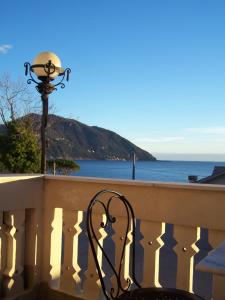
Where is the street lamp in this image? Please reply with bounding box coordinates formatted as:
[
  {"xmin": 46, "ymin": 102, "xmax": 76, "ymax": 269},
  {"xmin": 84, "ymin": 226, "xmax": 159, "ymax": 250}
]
[{"xmin": 24, "ymin": 51, "xmax": 71, "ymax": 174}]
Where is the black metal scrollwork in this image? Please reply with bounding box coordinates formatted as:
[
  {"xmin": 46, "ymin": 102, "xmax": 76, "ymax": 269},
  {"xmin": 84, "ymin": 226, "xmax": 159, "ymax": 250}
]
[
  {"xmin": 24, "ymin": 62, "xmax": 40, "ymax": 85},
  {"xmin": 43, "ymin": 60, "xmax": 56, "ymax": 76},
  {"xmin": 86, "ymin": 190, "xmax": 141, "ymax": 300},
  {"xmin": 54, "ymin": 68, "xmax": 71, "ymax": 89},
  {"xmin": 24, "ymin": 61, "xmax": 71, "ymax": 95},
  {"xmin": 87, "ymin": 191, "xmax": 206, "ymax": 300}
]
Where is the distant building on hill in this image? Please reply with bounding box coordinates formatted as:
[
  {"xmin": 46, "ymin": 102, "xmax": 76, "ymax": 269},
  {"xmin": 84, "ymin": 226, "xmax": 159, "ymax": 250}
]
[{"xmin": 188, "ymin": 166, "xmax": 225, "ymax": 185}]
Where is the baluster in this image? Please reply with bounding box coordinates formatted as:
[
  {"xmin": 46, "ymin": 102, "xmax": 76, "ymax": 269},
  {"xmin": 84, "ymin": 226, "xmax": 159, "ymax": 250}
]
[
  {"xmin": 41, "ymin": 207, "xmax": 62, "ymax": 289},
  {"xmin": 140, "ymin": 220, "xmax": 165, "ymax": 287},
  {"xmin": 84, "ymin": 213, "xmax": 106, "ymax": 300},
  {"xmin": 2, "ymin": 210, "xmax": 25, "ymax": 297},
  {"xmin": 111, "ymin": 216, "xmax": 132, "ymax": 291},
  {"xmin": 24, "ymin": 209, "xmax": 41, "ymax": 288},
  {"xmin": 0, "ymin": 211, "xmax": 6, "ymax": 297},
  {"xmin": 173, "ymin": 225, "xmax": 200, "ymax": 292},
  {"xmin": 49, "ymin": 208, "xmax": 63, "ymax": 288},
  {"xmin": 208, "ymin": 229, "xmax": 225, "ymax": 300},
  {"xmin": 60, "ymin": 210, "xmax": 83, "ymax": 295},
  {"xmin": 73, "ymin": 211, "xmax": 83, "ymax": 291}
]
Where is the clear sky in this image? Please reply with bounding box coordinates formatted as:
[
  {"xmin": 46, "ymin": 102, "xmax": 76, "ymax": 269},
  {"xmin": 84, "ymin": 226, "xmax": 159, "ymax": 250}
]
[{"xmin": 1, "ymin": 0, "xmax": 225, "ymax": 161}]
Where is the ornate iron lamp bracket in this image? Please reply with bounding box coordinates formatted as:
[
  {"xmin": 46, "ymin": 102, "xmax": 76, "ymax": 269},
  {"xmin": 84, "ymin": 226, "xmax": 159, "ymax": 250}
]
[{"xmin": 24, "ymin": 61, "xmax": 71, "ymax": 94}]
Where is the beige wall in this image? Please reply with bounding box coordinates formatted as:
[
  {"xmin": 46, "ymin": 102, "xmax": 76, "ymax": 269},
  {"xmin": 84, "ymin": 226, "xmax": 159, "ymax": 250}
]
[
  {"xmin": 0, "ymin": 175, "xmax": 44, "ymax": 211},
  {"xmin": 1, "ymin": 175, "xmax": 225, "ymax": 300},
  {"xmin": 42, "ymin": 176, "xmax": 225, "ymax": 300},
  {"xmin": 0, "ymin": 175, "xmax": 43, "ymax": 299},
  {"xmin": 44, "ymin": 175, "xmax": 225, "ymax": 230}
]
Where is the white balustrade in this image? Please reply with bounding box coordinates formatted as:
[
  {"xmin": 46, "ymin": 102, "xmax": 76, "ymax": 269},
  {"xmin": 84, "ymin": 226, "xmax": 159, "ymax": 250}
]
[
  {"xmin": 2, "ymin": 210, "xmax": 25, "ymax": 297},
  {"xmin": 1, "ymin": 175, "xmax": 225, "ymax": 300},
  {"xmin": 60, "ymin": 210, "xmax": 83, "ymax": 295},
  {"xmin": 140, "ymin": 220, "xmax": 165, "ymax": 287},
  {"xmin": 83, "ymin": 213, "xmax": 105, "ymax": 300},
  {"xmin": 0, "ymin": 211, "xmax": 6, "ymax": 297},
  {"xmin": 24, "ymin": 209, "xmax": 41, "ymax": 288},
  {"xmin": 173, "ymin": 225, "xmax": 200, "ymax": 292},
  {"xmin": 208, "ymin": 229, "xmax": 225, "ymax": 300}
]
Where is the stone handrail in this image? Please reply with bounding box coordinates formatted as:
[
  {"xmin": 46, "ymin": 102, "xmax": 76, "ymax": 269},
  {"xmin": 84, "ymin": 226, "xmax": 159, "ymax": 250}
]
[
  {"xmin": 1, "ymin": 175, "xmax": 225, "ymax": 300},
  {"xmin": 0, "ymin": 176, "xmax": 43, "ymax": 298},
  {"xmin": 42, "ymin": 176, "xmax": 225, "ymax": 300}
]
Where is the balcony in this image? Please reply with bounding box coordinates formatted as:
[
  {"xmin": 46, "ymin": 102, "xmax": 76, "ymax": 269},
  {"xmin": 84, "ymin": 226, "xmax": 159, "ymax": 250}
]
[{"xmin": 0, "ymin": 175, "xmax": 225, "ymax": 300}]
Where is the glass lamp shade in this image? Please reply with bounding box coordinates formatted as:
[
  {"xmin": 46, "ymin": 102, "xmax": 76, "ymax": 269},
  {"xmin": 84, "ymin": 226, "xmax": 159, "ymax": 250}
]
[{"xmin": 32, "ymin": 51, "xmax": 63, "ymax": 79}]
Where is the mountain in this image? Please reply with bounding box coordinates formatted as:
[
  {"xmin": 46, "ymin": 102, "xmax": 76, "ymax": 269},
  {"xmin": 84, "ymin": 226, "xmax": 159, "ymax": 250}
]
[{"xmin": 15, "ymin": 114, "xmax": 157, "ymax": 161}]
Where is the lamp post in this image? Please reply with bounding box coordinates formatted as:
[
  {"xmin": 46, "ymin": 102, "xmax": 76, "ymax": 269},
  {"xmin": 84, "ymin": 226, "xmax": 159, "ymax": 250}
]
[{"xmin": 24, "ymin": 51, "xmax": 71, "ymax": 174}]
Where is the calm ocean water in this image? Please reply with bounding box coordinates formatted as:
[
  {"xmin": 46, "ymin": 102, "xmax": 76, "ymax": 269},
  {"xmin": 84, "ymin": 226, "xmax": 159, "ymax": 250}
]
[{"xmin": 73, "ymin": 160, "xmax": 225, "ymax": 183}]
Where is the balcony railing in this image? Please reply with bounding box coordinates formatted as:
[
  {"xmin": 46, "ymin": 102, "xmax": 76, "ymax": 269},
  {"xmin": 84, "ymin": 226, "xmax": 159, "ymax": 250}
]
[{"xmin": 0, "ymin": 175, "xmax": 225, "ymax": 300}]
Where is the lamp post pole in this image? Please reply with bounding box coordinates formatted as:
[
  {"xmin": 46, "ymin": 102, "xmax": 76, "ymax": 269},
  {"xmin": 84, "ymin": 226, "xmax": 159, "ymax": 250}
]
[
  {"xmin": 24, "ymin": 52, "xmax": 71, "ymax": 174},
  {"xmin": 36, "ymin": 79, "xmax": 55, "ymax": 174},
  {"xmin": 41, "ymin": 92, "xmax": 48, "ymax": 173},
  {"xmin": 37, "ymin": 81, "xmax": 53, "ymax": 173}
]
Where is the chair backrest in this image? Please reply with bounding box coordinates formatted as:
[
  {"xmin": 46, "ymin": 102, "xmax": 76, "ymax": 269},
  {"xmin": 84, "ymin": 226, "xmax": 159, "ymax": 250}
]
[{"xmin": 86, "ymin": 190, "xmax": 141, "ymax": 300}]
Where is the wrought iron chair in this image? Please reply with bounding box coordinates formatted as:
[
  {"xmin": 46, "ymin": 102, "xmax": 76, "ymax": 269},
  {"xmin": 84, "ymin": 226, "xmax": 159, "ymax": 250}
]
[{"xmin": 86, "ymin": 190, "xmax": 205, "ymax": 300}]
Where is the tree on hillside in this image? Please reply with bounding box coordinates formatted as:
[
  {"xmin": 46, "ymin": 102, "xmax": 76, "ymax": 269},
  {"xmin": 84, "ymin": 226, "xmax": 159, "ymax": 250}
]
[
  {"xmin": 0, "ymin": 74, "xmax": 37, "ymax": 126},
  {"xmin": 47, "ymin": 159, "xmax": 80, "ymax": 175},
  {"xmin": 0, "ymin": 120, "xmax": 40, "ymax": 173},
  {"xmin": 0, "ymin": 74, "xmax": 41, "ymax": 173}
]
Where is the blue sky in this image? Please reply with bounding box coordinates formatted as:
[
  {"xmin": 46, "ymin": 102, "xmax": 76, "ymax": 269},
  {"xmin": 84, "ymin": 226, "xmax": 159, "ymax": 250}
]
[{"xmin": 1, "ymin": 0, "xmax": 225, "ymax": 161}]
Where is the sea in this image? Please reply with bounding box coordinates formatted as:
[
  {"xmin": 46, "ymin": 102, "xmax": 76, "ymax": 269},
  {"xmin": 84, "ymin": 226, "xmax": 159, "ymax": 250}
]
[{"xmin": 72, "ymin": 160, "xmax": 225, "ymax": 183}]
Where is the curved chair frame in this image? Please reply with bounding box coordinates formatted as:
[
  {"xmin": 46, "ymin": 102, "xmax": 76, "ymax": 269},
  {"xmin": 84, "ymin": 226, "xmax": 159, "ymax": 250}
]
[
  {"xmin": 86, "ymin": 190, "xmax": 205, "ymax": 300},
  {"xmin": 87, "ymin": 190, "xmax": 141, "ymax": 299}
]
